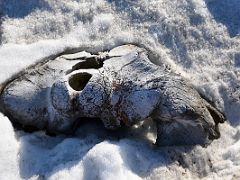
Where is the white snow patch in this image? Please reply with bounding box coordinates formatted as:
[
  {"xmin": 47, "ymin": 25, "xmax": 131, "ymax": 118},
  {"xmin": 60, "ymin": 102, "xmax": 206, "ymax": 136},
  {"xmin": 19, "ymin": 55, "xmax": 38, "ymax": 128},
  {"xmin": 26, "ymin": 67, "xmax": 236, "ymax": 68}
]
[{"xmin": 0, "ymin": 113, "xmax": 20, "ymax": 180}]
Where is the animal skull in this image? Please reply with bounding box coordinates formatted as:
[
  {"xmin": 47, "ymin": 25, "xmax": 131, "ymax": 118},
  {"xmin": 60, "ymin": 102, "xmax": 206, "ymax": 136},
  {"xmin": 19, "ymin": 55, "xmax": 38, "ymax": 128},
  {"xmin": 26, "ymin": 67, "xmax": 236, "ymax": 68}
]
[{"xmin": 0, "ymin": 45, "xmax": 225, "ymax": 146}]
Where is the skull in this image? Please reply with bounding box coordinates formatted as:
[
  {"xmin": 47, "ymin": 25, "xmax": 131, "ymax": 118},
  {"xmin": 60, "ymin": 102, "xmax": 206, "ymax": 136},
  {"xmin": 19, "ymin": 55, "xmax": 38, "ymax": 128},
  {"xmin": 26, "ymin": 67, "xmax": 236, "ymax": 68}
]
[{"xmin": 0, "ymin": 44, "xmax": 225, "ymax": 145}]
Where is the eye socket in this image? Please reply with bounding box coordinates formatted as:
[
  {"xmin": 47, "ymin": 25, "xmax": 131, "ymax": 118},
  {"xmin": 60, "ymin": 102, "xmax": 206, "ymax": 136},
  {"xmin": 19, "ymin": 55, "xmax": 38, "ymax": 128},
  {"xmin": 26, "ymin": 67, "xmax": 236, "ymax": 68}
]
[{"xmin": 68, "ymin": 72, "xmax": 92, "ymax": 91}]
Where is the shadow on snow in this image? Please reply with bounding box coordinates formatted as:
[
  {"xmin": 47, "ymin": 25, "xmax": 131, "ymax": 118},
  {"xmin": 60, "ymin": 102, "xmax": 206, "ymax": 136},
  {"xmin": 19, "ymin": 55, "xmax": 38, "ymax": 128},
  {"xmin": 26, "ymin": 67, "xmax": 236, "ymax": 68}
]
[
  {"xmin": 1, "ymin": 0, "xmax": 51, "ymax": 19},
  {"xmin": 205, "ymin": 0, "xmax": 240, "ymax": 37}
]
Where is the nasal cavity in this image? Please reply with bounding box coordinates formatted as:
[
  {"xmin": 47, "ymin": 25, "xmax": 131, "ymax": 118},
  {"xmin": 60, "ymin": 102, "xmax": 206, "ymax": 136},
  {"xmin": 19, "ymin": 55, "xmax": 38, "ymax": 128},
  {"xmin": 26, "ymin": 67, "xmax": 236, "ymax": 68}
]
[{"xmin": 69, "ymin": 72, "xmax": 92, "ymax": 91}]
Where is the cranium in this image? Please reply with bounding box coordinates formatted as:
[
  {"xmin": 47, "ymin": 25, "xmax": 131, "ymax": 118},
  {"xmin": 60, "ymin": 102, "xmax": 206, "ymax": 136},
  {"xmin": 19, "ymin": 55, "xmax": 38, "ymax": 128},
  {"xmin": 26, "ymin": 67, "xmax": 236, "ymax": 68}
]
[{"xmin": 0, "ymin": 44, "xmax": 225, "ymax": 146}]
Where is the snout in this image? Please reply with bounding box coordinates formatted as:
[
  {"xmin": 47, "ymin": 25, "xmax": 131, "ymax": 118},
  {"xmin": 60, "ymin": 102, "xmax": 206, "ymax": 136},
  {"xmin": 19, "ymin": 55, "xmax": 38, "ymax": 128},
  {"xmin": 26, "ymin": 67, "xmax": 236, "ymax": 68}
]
[{"xmin": 155, "ymin": 80, "xmax": 225, "ymax": 146}]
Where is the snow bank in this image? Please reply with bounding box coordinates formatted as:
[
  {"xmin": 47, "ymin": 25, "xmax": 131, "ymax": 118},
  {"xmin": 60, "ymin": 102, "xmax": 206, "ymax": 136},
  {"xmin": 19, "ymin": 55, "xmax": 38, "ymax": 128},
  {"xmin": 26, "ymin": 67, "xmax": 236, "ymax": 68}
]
[
  {"xmin": 1, "ymin": 0, "xmax": 240, "ymax": 179},
  {"xmin": 0, "ymin": 113, "xmax": 20, "ymax": 180}
]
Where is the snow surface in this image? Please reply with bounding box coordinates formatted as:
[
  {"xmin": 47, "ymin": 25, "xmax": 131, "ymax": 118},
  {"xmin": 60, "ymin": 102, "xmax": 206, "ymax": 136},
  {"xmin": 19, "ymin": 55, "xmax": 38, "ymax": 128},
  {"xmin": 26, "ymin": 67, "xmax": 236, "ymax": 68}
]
[{"xmin": 1, "ymin": 0, "xmax": 240, "ymax": 179}]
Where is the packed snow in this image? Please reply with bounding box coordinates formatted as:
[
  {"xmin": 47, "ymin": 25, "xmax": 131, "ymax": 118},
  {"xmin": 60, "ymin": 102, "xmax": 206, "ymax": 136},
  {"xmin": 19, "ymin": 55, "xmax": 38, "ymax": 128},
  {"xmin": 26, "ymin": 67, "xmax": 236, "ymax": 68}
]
[{"xmin": 0, "ymin": 0, "xmax": 240, "ymax": 179}]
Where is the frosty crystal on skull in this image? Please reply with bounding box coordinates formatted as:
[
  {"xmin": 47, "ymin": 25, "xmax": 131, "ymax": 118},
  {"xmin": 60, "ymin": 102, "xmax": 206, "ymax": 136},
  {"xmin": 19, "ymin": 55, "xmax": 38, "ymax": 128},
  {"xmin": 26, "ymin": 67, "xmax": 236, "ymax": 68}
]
[{"xmin": 0, "ymin": 45, "xmax": 225, "ymax": 146}]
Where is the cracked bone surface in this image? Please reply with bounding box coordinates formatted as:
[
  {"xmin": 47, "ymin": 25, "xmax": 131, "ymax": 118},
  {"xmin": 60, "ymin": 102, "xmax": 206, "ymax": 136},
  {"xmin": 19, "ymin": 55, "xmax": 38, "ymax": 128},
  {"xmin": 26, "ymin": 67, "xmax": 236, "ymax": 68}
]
[{"xmin": 0, "ymin": 45, "xmax": 225, "ymax": 146}]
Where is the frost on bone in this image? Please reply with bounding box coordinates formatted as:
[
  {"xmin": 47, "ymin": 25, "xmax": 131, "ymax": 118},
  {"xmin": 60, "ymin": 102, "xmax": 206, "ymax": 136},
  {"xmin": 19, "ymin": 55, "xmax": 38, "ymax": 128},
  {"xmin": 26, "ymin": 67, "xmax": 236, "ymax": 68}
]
[{"xmin": 0, "ymin": 44, "xmax": 225, "ymax": 146}]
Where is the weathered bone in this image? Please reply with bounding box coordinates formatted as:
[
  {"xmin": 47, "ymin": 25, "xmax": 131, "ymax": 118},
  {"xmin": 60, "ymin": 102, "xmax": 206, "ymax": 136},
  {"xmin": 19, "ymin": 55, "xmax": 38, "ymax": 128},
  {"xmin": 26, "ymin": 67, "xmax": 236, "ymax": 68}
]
[{"xmin": 0, "ymin": 44, "xmax": 225, "ymax": 146}]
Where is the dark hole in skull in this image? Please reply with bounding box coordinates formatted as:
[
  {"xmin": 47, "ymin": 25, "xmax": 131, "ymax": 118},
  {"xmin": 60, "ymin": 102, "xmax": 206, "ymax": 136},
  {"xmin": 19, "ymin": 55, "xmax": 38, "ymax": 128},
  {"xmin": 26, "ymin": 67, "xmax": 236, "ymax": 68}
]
[
  {"xmin": 69, "ymin": 72, "xmax": 92, "ymax": 91},
  {"xmin": 72, "ymin": 57, "xmax": 103, "ymax": 71}
]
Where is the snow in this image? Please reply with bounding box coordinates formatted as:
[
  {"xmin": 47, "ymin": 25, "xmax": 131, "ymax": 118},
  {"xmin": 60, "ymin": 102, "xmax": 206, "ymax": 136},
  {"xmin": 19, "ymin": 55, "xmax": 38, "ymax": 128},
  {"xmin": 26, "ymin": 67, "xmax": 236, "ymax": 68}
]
[
  {"xmin": 0, "ymin": 40, "xmax": 67, "ymax": 85},
  {"xmin": 1, "ymin": 0, "xmax": 240, "ymax": 179},
  {"xmin": 0, "ymin": 113, "xmax": 19, "ymax": 180}
]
